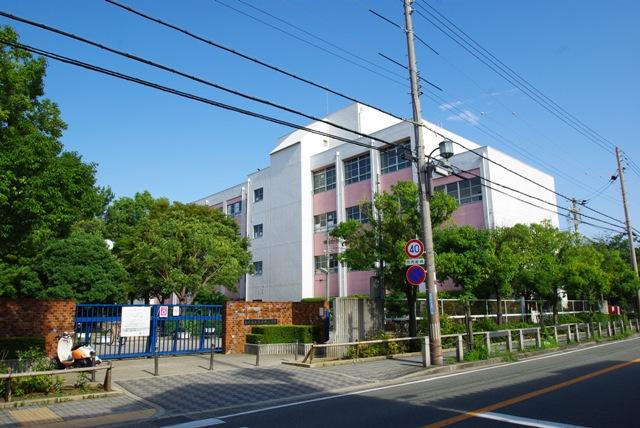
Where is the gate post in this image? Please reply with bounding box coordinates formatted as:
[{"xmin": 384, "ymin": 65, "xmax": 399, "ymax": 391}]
[{"xmin": 147, "ymin": 305, "xmax": 159, "ymax": 356}]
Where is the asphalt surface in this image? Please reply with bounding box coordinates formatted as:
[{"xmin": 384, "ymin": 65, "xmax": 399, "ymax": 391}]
[{"xmin": 162, "ymin": 337, "xmax": 640, "ymax": 428}]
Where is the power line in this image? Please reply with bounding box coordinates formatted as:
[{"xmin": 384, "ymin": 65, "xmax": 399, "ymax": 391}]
[
  {"xmin": 104, "ymin": 0, "xmax": 417, "ymax": 127},
  {"xmin": 417, "ymin": 1, "xmax": 617, "ymax": 149},
  {"xmin": 234, "ymin": 0, "xmax": 407, "ymax": 81},
  {"xmin": 84, "ymin": 1, "xmax": 640, "ymax": 227},
  {"xmin": 0, "ymin": 10, "xmax": 406, "ymax": 150},
  {"xmin": 377, "ymin": 52, "xmax": 443, "ymax": 91},
  {"xmin": 368, "ymin": 8, "xmax": 439, "ymax": 55},
  {"xmin": 212, "ymin": 0, "xmax": 407, "ymax": 86},
  {"xmin": 3, "ymin": 37, "xmax": 627, "ymax": 237},
  {"xmin": 445, "ymin": 162, "xmax": 627, "ymax": 231},
  {"xmin": 412, "ymin": 2, "xmax": 616, "ymax": 155},
  {"xmin": 442, "ymin": 137, "xmax": 628, "ymax": 228},
  {"xmin": 0, "ymin": 39, "xmax": 383, "ymax": 152}
]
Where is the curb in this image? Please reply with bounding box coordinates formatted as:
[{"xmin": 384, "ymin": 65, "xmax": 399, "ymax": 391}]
[{"xmin": 0, "ymin": 389, "xmax": 124, "ymax": 410}]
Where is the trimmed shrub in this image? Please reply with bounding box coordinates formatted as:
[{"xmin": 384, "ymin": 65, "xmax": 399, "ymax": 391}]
[
  {"xmin": 0, "ymin": 337, "xmax": 45, "ymax": 359},
  {"xmin": 300, "ymin": 297, "xmax": 327, "ymax": 303},
  {"xmin": 246, "ymin": 325, "xmax": 320, "ymax": 344}
]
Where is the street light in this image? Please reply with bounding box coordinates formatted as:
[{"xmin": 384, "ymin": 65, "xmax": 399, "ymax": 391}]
[{"xmin": 425, "ymin": 139, "xmax": 455, "ymax": 197}]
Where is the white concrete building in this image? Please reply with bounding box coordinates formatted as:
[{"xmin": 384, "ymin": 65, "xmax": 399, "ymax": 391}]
[{"xmin": 194, "ymin": 103, "xmax": 559, "ymax": 301}]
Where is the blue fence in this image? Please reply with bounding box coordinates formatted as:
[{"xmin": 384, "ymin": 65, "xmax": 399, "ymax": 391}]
[{"xmin": 75, "ymin": 304, "xmax": 223, "ymax": 360}]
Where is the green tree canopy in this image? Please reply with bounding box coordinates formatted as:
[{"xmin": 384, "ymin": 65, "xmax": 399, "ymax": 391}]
[
  {"xmin": 0, "ymin": 26, "xmax": 112, "ymax": 297},
  {"xmin": 331, "ymin": 181, "xmax": 458, "ymax": 337},
  {"xmin": 26, "ymin": 230, "xmax": 128, "ymax": 303},
  {"xmin": 117, "ymin": 202, "xmax": 253, "ymax": 303}
]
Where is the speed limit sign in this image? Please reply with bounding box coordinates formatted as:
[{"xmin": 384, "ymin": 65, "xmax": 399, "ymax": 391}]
[{"xmin": 405, "ymin": 239, "xmax": 424, "ymax": 258}]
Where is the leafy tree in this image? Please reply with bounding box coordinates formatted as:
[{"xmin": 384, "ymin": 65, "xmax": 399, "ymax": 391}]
[
  {"xmin": 597, "ymin": 246, "xmax": 640, "ymax": 309},
  {"xmin": 434, "ymin": 226, "xmax": 493, "ymax": 348},
  {"xmin": 331, "ymin": 181, "xmax": 458, "ymax": 337},
  {"xmin": 508, "ymin": 222, "xmax": 571, "ymax": 324},
  {"xmin": 0, "ymin": 26, "xmax": 111, "ymax": 297},
  {"xmin": 117, "ymin": 202, "xmax": 252, "ymax": 303},
  {"xmin": 104, "ymin": 191, "xmax": 168, "ymax": 243},
  {"xmin": 558, "ymin": 240, "xmax": 609, "ymax": 319},
  {"xmin": 27, "ymin": 230, "xmax": 128, "ymax": 303},
  {"xmin": 481, "ymin": 227, "xmax": 523, "ymax": 324}
]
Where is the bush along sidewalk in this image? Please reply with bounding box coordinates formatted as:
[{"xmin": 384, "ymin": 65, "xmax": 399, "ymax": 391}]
[
  {"xmin": 246, "ymin": 325, "xmax": 321, "ymax": 344},
  {"xmin": 0, "ymin": 347, "xmax": 109, "ymax": 403}
]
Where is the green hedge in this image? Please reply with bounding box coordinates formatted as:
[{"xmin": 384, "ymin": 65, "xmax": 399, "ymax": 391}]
[
  {"xmin": 0, "ymin": 337, "xmax": 45, "ymax": 359},
  {"xmin": 246, "ymin": 325, "xmax": 320, "ymax": 344}
]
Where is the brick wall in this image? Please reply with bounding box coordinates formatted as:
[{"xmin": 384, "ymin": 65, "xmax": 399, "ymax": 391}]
[
  {"xmin": 0, "ymin": 299, "xmax": 76, "ymax": 358},
  {"xmin": 223, "ymin": 301, "xmax": 325, "ymax": 353}
]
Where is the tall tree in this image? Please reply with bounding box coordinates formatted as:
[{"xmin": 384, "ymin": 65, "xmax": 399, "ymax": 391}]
[
  {"xmin": 482, "ymin": 227, "xmax": 523, "ymax": 324},
  {"xmin": 331, "ymin": 181, "xmax": 458, "ymax": 337},
  {"xmin": 434, "ymin": 226, "xmax": 493, "ymax": 349},
  {"xmin": 27, "ymin": 230, "xmax": 128, "ymax": 303},
  {"xmin": 0, "ymin": 26, "xmax": 111, "ymax": 297},
  {"xmin": 117, "ymin": 202, "xmax": 253, "ymax": 303}
]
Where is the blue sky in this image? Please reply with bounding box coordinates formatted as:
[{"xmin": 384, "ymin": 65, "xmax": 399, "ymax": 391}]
[{"xmin": 2, "ymin": 0, "xmax": 639, "ymax": 238}]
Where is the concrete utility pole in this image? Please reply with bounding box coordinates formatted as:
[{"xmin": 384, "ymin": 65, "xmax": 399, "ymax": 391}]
[
  {"xmin": 403, "ymin": 0, "xmax": 442, "ymax": 365},
  {"xmin": 615, "ymin": 147, "xmax": 640, "ymax": 309},
  {"xmin": 570, "ymin": 198, "xmax": 580, "ymax": 233}
]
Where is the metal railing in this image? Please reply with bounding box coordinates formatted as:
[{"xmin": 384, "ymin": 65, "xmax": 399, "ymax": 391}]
[
  {"xmin": 0, "ymin": 363, "xmax": 113, "ymax": 403},
  {"xmin": 302, "ymin": 319, "xmax": 640, "ymax": 366},
  {"xmin": 412, "ymin": 298, "xmax": 590, "ymax": 321},
  {"xmin": 301, "ymin": 336, "xmax": 430, "ymax": 367}
]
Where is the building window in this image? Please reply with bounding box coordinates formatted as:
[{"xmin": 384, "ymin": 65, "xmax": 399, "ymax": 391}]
[
  {"xmin": 314, "ymin": 211, "xmax": 337, "ymax": 232},
  {"xmin": 313, "ymin": 166, "xmax": 336, "ymax": 194},
  {"xmin": 380, "ymin": 141, "xmax": 412, "ymax": 174},
  {"xmin": 254, "ymin": 187, "xmax": 263, "ymax": 202},
  {"xmin": 253, "ymin": 261, "xmax": 263, "ymax": 275},
  {"xmin": 227, "ymin": 201, "xmax": 242, "ymax": 216},
  {"xmin": 434, "ymin": 177, "xmax": 482, "ymax": 205},
  {"xmin": 314, "ymin": 254, "xmax": 338, "ymax": 273},
  {"xmin": 253, "ymin": 224, "xmax": 263, "ymax": 238},
  {"xmin": 346, "ymin": 205, "xmax": 370, "ymax": 224},
  {"xmin": 344, "ymin": 154, "xmax": 371, "ymax": 185}
]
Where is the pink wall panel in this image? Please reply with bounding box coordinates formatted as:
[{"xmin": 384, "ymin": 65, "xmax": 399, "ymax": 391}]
[
  {"xmin": 451, "ymin": 201, "xmax": 485, "ymax": 228},
  {"xmin": 314, "ymin": 233, "xmax": 336, "ymax": 255},
  {"xmin": 226, "ymin": 195, "xmax": 242, "ymax": 204},
  {"xmin": 380, "ymin": 167, "xmax": 413, "ymax": 193},
  {"xmin": 313, "ymin": 189, "xmax": 336, "ymax": 215},
  {"xmin": 314, "ymin": 273, "xmax": 339, "ymax": 297},
  {"xmin": 347, "ymin": 271, "xmax": 374, "ymax": 295},
  {"xmin": 344, "ymin": 179, "xmax": 371, "ymax": 207}
]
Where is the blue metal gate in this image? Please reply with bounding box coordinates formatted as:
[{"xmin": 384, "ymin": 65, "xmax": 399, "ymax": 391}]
[{"xmin": 75, "ymin": 304, "xmax": 223, "ymax": 360}]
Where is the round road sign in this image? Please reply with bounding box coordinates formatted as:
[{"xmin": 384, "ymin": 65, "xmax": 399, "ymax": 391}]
[
  {"xmin": 406, "ymin": 265, "xmax": 426, "ymax": 286},
  {"xmin": 405, "ymin": 239, "xmax": 425, "ymax": 258}
]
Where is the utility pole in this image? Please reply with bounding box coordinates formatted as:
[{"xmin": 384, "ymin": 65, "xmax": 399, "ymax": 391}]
[
  {"xmin": 403, "ymin": 0, "xmax": 442, "ymax": 365},
  {"xmin": 570, "ymin": 198, "xmax": 580, "ymax": 233},
  {"xmin": 615, "ymin": 147, "xmax": 640, "ymax": 310},
  {"xmin": 325, "ymin": 227, "xmax": 331, "ymax": 301}
]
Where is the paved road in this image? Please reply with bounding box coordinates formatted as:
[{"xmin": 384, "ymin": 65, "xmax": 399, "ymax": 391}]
[{"xmin": 160, "ymin": 337, "xmax": 640, "ymax": 428}]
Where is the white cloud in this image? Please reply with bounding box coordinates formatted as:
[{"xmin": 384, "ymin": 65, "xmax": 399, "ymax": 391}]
[
  {"xmin": 446, "ymin": 109, "xmax": 481, "ymax": 125},
  {"xmin": 438, "ymin": 100, "xmax": 463, "ymax": 111}
]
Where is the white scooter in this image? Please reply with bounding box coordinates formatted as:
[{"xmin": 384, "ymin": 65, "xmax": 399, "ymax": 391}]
[{"xmin": 56, "ymin": 332, "xmax": 102, "ymax": 368}]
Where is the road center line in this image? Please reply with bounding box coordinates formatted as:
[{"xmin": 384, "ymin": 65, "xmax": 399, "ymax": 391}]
[
  {"xmin": 472, "ymin": 411, "xmax": 587, "ymax": 428},
  {"xmin": 423, "ymin": 357, "xmax": 640, "ymax": 428}
]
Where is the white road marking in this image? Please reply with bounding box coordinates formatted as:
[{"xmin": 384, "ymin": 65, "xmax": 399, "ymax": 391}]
[
  {"xmin": 165, "ymin": 336, "xmax": 640, "ymax": 427},
  {"xmin": 165, "ymin": 418, "xmax": 225, "ymax": 427},
  {"xmin": 476, "ymin": 412, "xmax": 587, "ymax": 428}
]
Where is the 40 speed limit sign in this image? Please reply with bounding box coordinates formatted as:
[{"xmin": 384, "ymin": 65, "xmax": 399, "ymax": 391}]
[{"xmin": 405, "ymin": 239, "xmax": 424, "ymax": 258}]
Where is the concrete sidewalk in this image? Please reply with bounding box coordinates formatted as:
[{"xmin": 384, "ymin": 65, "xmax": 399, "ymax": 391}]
[
  {"xmin": 107, "ymin": 352, "xmax": 287, "ymax": 382},
  {"xmin": 0, "ymin": 352, "xmax": 426, "ymax": 427}
]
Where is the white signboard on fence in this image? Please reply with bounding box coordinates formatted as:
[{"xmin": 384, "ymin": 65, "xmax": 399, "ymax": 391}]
[{"xmin": 121, "ymin": 306, "xmax": 151, "ymax": 337}]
